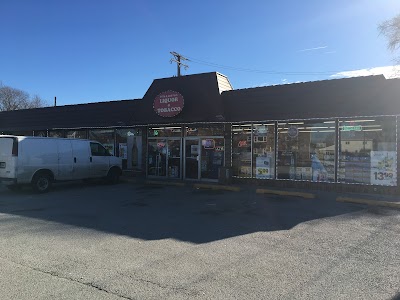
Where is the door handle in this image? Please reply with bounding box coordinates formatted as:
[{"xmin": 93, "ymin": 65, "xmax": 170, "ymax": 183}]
[
  {"xmin": 90, "ymin": 157, "xmax": 92, "ymax": 162},
  {"xmin": 74, "ymin": 157, "xmax": 77, "ymax": 163}
]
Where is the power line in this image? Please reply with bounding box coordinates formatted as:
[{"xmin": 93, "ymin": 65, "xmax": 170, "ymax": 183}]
[{"xmin": 181, "ymin": 54, "xmax": 347, "ymax": 76}]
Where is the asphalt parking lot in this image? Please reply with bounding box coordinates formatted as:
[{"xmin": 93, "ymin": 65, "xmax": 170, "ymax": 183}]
[{"xmin": 0, "ymin": 181, "xmax": 399, "ymax": 300}]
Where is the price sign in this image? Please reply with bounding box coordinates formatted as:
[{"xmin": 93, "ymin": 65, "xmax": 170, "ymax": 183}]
[{"xmin": 370, "ymin": 151, "xmax": 397, "ymax": 186}]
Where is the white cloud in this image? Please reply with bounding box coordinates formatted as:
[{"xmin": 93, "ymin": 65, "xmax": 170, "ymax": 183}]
[
  {"xmin": 298, "ymin": 46, "xmax": 328, "ymax": 52},
  {"xmin": 331, "ymin": 65, "xmax": 400, "ymax": 79}
]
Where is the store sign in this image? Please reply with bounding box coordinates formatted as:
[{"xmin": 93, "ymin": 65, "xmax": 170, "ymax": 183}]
[
  {"xmin": 342, "ymin": 125, "xmax": 362, "ymax": 131},
  {"xmin": 287, "ymin": 126, "xmax": 298, "ymax": 138},
  {"xmin": 238, "ymin": 140, "xmax": 247, "ymax": 147},
  {"xmin": 202, "ymin": 139, "xmax": 215, "ymax": 149},
  {"xmin": 153, "ymin": 90, "xmax": 184, "ymax": 117}
]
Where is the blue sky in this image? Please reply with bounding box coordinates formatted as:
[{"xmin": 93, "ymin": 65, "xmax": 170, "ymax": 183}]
[{"xmin": 1, "ymin": 0, "xmax": 399, "ymax": 106}]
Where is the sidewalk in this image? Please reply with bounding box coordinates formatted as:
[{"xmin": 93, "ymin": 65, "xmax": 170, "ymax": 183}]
[{"xmin": 120, "ymin": 175, "xmax": 400, "ymax": 209}]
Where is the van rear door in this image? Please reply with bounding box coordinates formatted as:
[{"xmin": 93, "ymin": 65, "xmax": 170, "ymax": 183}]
[{"xmin": 0, "ymin": 137, "xmax": 18, "ymax": 180}]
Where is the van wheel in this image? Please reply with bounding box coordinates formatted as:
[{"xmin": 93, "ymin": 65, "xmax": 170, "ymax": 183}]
[
  {"xmin": 32, "ymin": 173, "xmax": 52, "ymax": 193},
  {"xmin": 107, "ymin": 168, "xmax": 120, "ymax": 184}
]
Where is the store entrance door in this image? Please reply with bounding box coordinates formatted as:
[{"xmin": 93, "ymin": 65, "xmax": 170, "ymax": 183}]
[
  {"xmin": 200, "ymin": 138, "xmax": 225, "ymax": 180},
  {"xmin": 184, "ymin": 138, "xmax": 200, "ymax": 179},
  {"xmin": 184, "ymin": 138, "xmax": 225, "ymax": 181},
  {"xmin": 147, "ymin": 138, "xmax": 182, "ymax": 179},
  {"xmin": 148, "ymin": 138, "xmax": 182, "ymax": 179},
  {"xmin": 148, "ymin": 139, "xmax": 167, "ymax": 177}
]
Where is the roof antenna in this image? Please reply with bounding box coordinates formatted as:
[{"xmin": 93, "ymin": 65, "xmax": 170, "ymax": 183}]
[{"xmin": 170, "ymin": 52, "xmax": 189, "ymax": 76}]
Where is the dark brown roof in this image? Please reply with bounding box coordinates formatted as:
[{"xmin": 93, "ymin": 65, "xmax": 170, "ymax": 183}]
[
  {"xmin": 0, "ymin": 73, "xmax": 398, "ymax": 132},
  {"xmin": 0, "ymin": 72, "xmax": 225, "ymax": 131},
  {"xmin": 0, "ymin": 99, "xmax": 143, "ymax": 131},
  {"xmin": 222, "ymin": 75, "xmax": 400, "ymax": 122}
]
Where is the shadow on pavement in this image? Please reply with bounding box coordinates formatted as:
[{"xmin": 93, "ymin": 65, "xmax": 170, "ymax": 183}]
[{"xmin": 0, "ymin": 182, "xmax": 365, "ymax": 244}]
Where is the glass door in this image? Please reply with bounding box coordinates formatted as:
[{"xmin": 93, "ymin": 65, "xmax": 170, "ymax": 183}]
[
  {"xmin": 200, "ymin": 138, "xmax": 225, "ymax": 180},
  {"xmin": 147, "ymin": 139, "xmax": 167, "ymax": 177},
  {"xmin": 167, "ymin": 139, "xmax": 182, "ymax": 179},
  {"xmin": 185, "ymin": 139, "xmax": 200, "ymax": 179}
]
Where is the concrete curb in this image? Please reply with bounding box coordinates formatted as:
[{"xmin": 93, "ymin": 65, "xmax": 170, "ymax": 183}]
[
  {"xmin": 193, "ymin": 183, "xmax": 241, "ymax": 192},
  {"xmin": 120, "ymin": 177, "xmax": 139, "ymax": 183},
  {"xmin": 336, "ymin": 196, "xmax": 400, "ymax": 209},
  {"xmin": 146, "ymin": 180, "xmax": 186, "ymax": 187},
  {"xmin": 256, "ymin": 188, "xmax": 315, "ymax": 199}
]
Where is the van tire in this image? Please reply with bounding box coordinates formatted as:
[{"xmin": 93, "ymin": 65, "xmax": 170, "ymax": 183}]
[
  {"xmin": 107, "ymin": 168, "xmax": 120, "ymax": 184},
  {"xmin": 32, "ymin": 172, "xmax": 52, "ymax": 193}
]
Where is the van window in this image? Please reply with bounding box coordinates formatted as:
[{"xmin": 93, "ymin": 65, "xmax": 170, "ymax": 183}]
[
  {"xmin": 0, "ymin": 138, "xmax": 14, "ymax": 156},
  {"xmin": 90, "ymin": 142, "xmax": 110, "ymax": 156}
]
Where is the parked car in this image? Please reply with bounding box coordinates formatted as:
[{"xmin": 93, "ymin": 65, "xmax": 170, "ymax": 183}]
[{"xmin": 0, "ymin": 135, "xmax": 122, "ymax": 193}]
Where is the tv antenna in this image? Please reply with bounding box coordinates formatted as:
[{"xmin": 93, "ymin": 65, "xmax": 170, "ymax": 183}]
[{"xmin": 170, "ymin": 52, "xmax": 189, "ymax": 76}]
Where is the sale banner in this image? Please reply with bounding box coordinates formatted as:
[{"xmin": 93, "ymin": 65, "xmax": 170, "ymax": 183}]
[{"xmin": 370, "ymin": 151, "xmax": 397, "ymax": 186}]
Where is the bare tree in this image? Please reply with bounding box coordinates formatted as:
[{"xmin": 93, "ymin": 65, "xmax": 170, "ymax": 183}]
[
  {"xmin": 0, "ymin": 83, "xmax": 48, "ymax": 111},
  {"xmin": 379, "ymin": 13, "xmax": 400, "ymax": 63}
]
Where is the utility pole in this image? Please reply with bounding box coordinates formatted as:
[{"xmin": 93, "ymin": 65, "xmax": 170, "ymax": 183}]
[{"xmin": 170, "ymin": 52, "xmax": 189, "ymax": 76}]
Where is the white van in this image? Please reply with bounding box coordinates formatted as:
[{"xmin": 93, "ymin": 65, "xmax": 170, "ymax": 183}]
[{"xmin": 0, "ymin": 135, "xmax": 123, "ymax": 193}]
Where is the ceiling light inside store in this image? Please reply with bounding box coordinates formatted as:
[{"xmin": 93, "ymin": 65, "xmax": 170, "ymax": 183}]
[
  {"xmin": 363, "ymin": 129, "xmax": 383, "ymax": 132},
  {"xmin": 342, "ymin": 119, "xmax": 375, "ymax": 123},
  {"xmin": 305, "ymin": 126, "xmax": 329, "ymax": 129}
]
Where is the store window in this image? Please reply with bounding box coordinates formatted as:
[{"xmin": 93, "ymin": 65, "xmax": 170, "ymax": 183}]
[
  {"xmin": 116, "ymin": 128, "xmax": 143, "ymax": 170},
  {"xmin": 89, "ymin": 129, "xmax": 115, "ymax": 155},
  {"xmin": 148, "ymin": 126, "xmax": 182, "ymax": 137},
  {"xmin": 48, "ymin": 130, "xmax": 65, "ymax": 138},
  {"xmin": 253, "ymin": 123, "xmax": 275, "ymax": 179},
  {"xmin": 34, "ymin": 130, "xmax": 47, "ymax": 137},
  {"xmin": 66, "ymin": 130, "xmax": 87, "ymax": 139},
  {"xmin": 232, "ymin": 124, "xmax": 252, "ymax": 177},
  {"xmin": 1, "ymin": 130, "xmax": 33, "ymax": 136},
  {"xmin": 186, "ymin": 125, "xmax": 224, "ymax": 136},
  {"xmin": 277, "ymin": 120, "xmax": 336, "ymax": 182},
  {"xmin": 338, "ymin": 117, "xmax": 397, "ymax": 186}
]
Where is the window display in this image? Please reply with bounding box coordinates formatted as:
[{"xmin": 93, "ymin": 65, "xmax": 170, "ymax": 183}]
[
  {"xmin": 186, "ymin": 125, "xmax": 224, "ymax": 136},
  {"xmin": 338, "ymin": 117, "xmax": 397, "ymax": 186},
  {"xmin": 148, "ymin": 127, "xmax": 182, "ymax": 137},
  {"xmin": 253, "ymin": 123, "xmax": 275, "ymax": 179},
  {"xmin": 66, "ymin": 130, "xmax": 87, "ymax": 139},
  {"xmin": 277, "ymin": 120, "xmax": 336, "ymax": 181},
  {"xmin": 116, "ymin": 128, "xmax": 142, "ymax": 170},
  {"xmin": 48, "ymin": 130, "xmax": 65, "ymax": 138},
  {"xmin": 232, "ymin": 124, "xmax": 252, "ymax": 177}
]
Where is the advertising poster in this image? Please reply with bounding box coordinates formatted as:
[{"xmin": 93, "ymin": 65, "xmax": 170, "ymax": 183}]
[
  {"xmin": 119, "ymin": 143, "xmax": 128, "ymax": 159},
  {"xmin": 256, "ymin": 156, "xmax": 271, "ymax": 179},
  {"xmin": 370, "ymin": 151, "xmax": 397, "ymax": 186},
  {"xmin": 191, "ymin": 145, "xmax": 199, "ymax": 155}
]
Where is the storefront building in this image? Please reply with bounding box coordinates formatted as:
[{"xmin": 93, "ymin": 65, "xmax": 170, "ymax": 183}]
[{"xmin": 0, "ymin": 72, "xmax": 399, "ymax": 194}]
